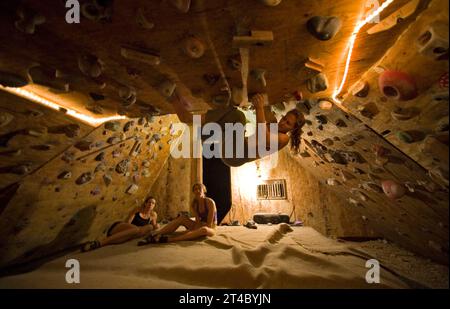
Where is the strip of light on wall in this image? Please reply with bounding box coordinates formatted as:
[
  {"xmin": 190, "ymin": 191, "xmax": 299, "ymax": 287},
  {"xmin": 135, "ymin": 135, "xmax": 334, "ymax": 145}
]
[
  {"xmin": 332, "ymin": 0, "xmax": 396, "ymax": 104},
  {"xmin": 0, "ymin": 86, "xmax": 127, "ymax": 126}
]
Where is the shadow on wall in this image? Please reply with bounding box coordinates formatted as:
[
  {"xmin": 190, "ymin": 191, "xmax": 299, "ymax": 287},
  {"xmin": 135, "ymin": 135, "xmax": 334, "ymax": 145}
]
[{"xmin": 0, "ymin": 205, "xmax": 97, "ymax": 277}]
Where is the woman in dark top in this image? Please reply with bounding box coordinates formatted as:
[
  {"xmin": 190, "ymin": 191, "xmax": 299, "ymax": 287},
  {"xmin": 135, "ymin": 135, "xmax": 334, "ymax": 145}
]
[
  {"xmin": 138, "ymin": 183, "xmax": 216, "ymax": 245},
  {"xmin": 81, "ymin": 197, "xmax": 159, "ymax": 252}
]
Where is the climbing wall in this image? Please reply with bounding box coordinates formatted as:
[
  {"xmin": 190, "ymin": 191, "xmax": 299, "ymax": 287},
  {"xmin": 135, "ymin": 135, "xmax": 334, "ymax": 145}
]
[
  {"xmin": 0, "ymin": 0, "xmax": 431, "ymax": 117},
  {"xmin": 280, "ymin": 93, "xmax": 448, "ymax": 264},
  {"xmin": 342, "ymin": 0, "xmax": 449, "ymax": 188},
  {"xmin": 150, "ymin": 155, "xmax": 194, "ymax": 220},
  {"xmin": 0, "ymin": 111, "xmax": 182, "ymax": 268},
  {"xmin": 0, "ymin": 91, "xmax": 92, "ymax": 207}
]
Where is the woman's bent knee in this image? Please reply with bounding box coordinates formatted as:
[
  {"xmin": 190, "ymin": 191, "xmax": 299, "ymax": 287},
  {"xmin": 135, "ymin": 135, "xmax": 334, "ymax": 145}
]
[{"xmin": 199, "ymin": 227, "xmax": 215, "ymax": 237}]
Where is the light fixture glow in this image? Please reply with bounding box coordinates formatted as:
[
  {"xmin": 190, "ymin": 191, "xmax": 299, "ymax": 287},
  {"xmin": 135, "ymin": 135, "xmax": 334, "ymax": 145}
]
[
  {"xmin": 0, "ymin": 86, "xmax": 127, "ymax": 126},
  {"xmin": 332, "ymin": 0, "xmax": 396, "ymax": 103}
]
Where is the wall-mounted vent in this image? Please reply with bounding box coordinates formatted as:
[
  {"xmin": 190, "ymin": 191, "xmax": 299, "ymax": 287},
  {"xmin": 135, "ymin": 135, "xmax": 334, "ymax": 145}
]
[{"xmin": 257, "ymin": 179, "xmax": 287, "ymax": 200}]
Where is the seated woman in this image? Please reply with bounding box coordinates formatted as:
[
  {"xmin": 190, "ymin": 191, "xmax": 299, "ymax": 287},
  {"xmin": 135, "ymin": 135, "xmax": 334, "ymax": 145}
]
[
  {"xmin": 138, "ymin": 183, "xmax": 216, "ymax": 245},
  {"xmin": 81, "ymin": 197, "xmax": 159, "ymax": 252},
  {"xmin": 172, "ymin": 91, "xmax": 306, "ymax": 167}
]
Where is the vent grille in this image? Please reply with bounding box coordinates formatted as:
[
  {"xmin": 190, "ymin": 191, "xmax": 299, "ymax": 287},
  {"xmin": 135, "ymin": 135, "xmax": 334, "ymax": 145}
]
[{"xmin": 257, "ymin": 179, "xmax": 287, "ymax": 200}]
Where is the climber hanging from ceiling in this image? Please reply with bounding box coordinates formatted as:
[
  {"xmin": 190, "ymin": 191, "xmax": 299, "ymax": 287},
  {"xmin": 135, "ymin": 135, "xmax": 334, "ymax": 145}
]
[{"xmin": 170, "ymin": 90, "xmax": 306, "ymax": 167}]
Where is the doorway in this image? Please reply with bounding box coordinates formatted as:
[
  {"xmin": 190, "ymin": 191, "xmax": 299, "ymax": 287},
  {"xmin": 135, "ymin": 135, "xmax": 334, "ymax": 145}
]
[{"xmin": 202, "ymin": 156, "xmax": 232, "ymax": 225}]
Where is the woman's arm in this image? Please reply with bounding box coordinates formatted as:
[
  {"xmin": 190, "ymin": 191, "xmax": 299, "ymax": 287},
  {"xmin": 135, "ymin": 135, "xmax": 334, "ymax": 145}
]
[
  {"xmin": 191, "ymin": 201, "xmax": 201, "ymax": 223},
  {"xmin": 205, "ymin": 199, "xmax": 217, "ymax": 228},
  {"xmin": 151, "ymin": 212, "xmax": 160, "ymax": 229},
  {"xmin": 253, "ymin": 94, "xmax": 272, "ymax": 146}
]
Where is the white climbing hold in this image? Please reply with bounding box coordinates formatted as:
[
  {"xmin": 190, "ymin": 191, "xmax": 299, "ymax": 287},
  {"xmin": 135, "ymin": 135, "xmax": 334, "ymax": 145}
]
[
  {"xmin": 183, "ymin": 36, "xmax": 206, "ymax": 59},
  {"xmin": 158, "ymin": 80, "xmax": 177, "ymax": 98},
  {"xmin": 136, "ymin": 8, "xmax": 155, "ymax": 30},
  {"xmin": 0, "ymin": 112, "xmax": 14, "ymax": 128},
  {"xmin": 169, "ymin": 0, "xmax": 191, "ymax": 13},
  {"xmin": 260, "ymin": 0, "xmax": 282, "ymax": 6},
  {"xmin": 126, "ymin": 184, "xmax": 139, "ymax": 195},
  {"xmin": 15, "ymin": 7, "xmax": 46, "ymax": 35}
]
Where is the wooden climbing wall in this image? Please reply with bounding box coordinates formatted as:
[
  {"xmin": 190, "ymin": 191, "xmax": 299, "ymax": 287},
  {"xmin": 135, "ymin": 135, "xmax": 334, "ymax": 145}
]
[
  {"xmin": 0, "ymin": 91, "xmax": 92, "ymax": 197},
  {"xmin": 286, "ymin": 96, "xmax": 448, "ymax": 264},
  {"xmin": 0, "ymin": 113, "xmax": 182, "ymax": 268},
  {"xmin": 0, "ymin": 0, "xmax": 430, "ymax": 117},
  {"xmin": 342, "ymin": 0, "xmax": 449, "ymax": 188}
]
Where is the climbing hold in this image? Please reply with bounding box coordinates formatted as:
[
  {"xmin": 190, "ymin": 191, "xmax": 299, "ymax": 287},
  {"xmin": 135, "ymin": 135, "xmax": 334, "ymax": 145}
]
[
  {"xmin": 15, "ymin": 7, "xmax": 46, "ymax": 34},
  {"xmin": 306, "ymin": 16, "xmax": 342, "ymax": 41},
  {"xmin": 123, "ymin": 121, "xmax": 135, "ymax": 132},
  {"xmin": 142, "ymin": 160, "xmax": 151, "ymax": 168},
  {"xmin": 436, "ymin": 117, "xmax": 449, "ymax": 133},
  {"xmin": 315, "ymin": 115, "xmax": 328, "ymax": 125},
  {"xmin": 158, "ymin": 80, "xmax": 177, "ymax": 98},
  {"xmin": 28, "ymin": 65, "xmax": 69, "ymax": 92},
  {"xmin": 439, "ymin": 72, "xmax": 449, "ymax": 89},
  {"xmin": 74, "ymin": 140, "xmax": 94, "ymax": 152},
  {"xmin": 0, "ymin": 71, "xmax": 28, "ymax": 88},
  {"xmin": 78, "ymin": 54, "xmax": 103, "ymax": 78},
  {"xmin": 105, "ymin": 121, "xmax": 121, "ymax": 132},
  {"xmin": 297, "ymin": 57, "xmax": 324, "ymax": 82},
  {"xmin": 351, "ymin": 81, "xmax": 370, "ymax": 98},
  {"xmin": 307, "ymin": 73, "xmax": 328, "ymax": 93},
  {"xmin": 260, "ymin": 0, "xmax": 282, "ymax": 6},
  {"xmin": 90, "ymin": 187, "xmax": 101, "ymax": 196},
  {"xmin": 95, "ymin": 152, "xmax": 105, "ymax": 161},
  {"xmin": 118, "ymin": 85, "xmax": 137, "ymax": 107},
  {"xmin": 391, "ymin": 107, "xmax": 420, "ymax": 121},
  {"xmin": 112, "ymin": 149, "xmax": 121, "ymax": 158},
  {"xmin": 103, "ymin": 174, "xmax": 112, "ymax": 186},
  {"xmin": 382, "ymin": 180, "xmax": 406, "ymax": 200},
  {"xmin": 32, "ymin": 144, "xmax": 54, "ymax": 151},
  {"xmin": 130, "ymin": 141, "xmax": 142, "ymax": 157},
  {"xmin": 0, "ymin": 112, "xmax": 14, "ymax": 128},
  {"xmin": 136, "ymin": 8, "xmax": 154, "ymax": 30},
  {"xmin": 116, "ymin": 159, "xmax": 130, "ymax": 174},
  {"xmin": 357, "ymin": 102, "xmax": 379, "ymax": 119},
  {"xmin": 182, "ymin": 36, "xmax": 206, "ymax": 59},
  {"xmin": 169, "ymin": 0, "xmax": 191, "ymax": 13},
  {"xmin": 61, "ymin": 124, "xmax": 80, "ymax": 138},
  {"xmin": 416, "ymin": 21, "xmax": 449, "ymax": 60},
  {"xmin": 121, "ymin": 46, "xmax": 161, "ymax": 66},
  {"xmin": 319, "ymin": 100, "xmax": 333, "ymax": 110},
  {"xmin": 361, "ymin": 182, "xmax": 383, "ymax": 194},
  {"xmin": 142, "ymin": 169, "xmax": 151, "ymax": 178},
  {"xmin": 396, "ymin": 131, "xmax": 425, "ymax": 144},
  {"xmin": 107, "ymin": 136, "xmax": 121, "ymax": 145},
  {"xmin": 76, "ymin": 172, "xmax": 93, "ymax": 185},
  {"xmin": 89, "ymin": 92, "xmax": 106, "ymax": 102},
  {"xmin": 81, "ymin": 0, "xmax": 113, "ymax": 22},
  {"xmin": 334, "ymin": 119, "xmax": 347, "ymax": 128},
  {"xmin": 322, "ymin": 138, "xmax": 334, "ymax": 147},
  {"xmin": 379, "ymin": 71, "xmax": 418, "ymax": 101},
  {"xmin": 340, "ymin": 170, "xmax": 356, "ymax": 182},
  {"xmin": 88, "ymin": 105, "xmax": 104, "ymax": 115},
  {"xmin": 372, "ymin": 145, "xmax": 389, "ymax": 166},
  {"xmin": 126, "ymin": 184, "xmax": 139, "ymax": 195},
  {"xmin": 62, "ymin": 151, "xmax": 76, "ymax": 163},
  {"xmin": 326, "ymin": 178, "xmax": 341, "ymax": 186},
  {"xmin": 95, "ymin": 163, "xmax": 107, "ymax": 173},
  {"xmin": 27, "ymin": 126, "xmax": 47, "ymax": 137},
  {"xmin": 251, "ymin": 69, "xmax": 267, "ymax": 87},
  {"xmin": 58, "ymin": 171, "xmax": 72, "ymax": 180}
]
